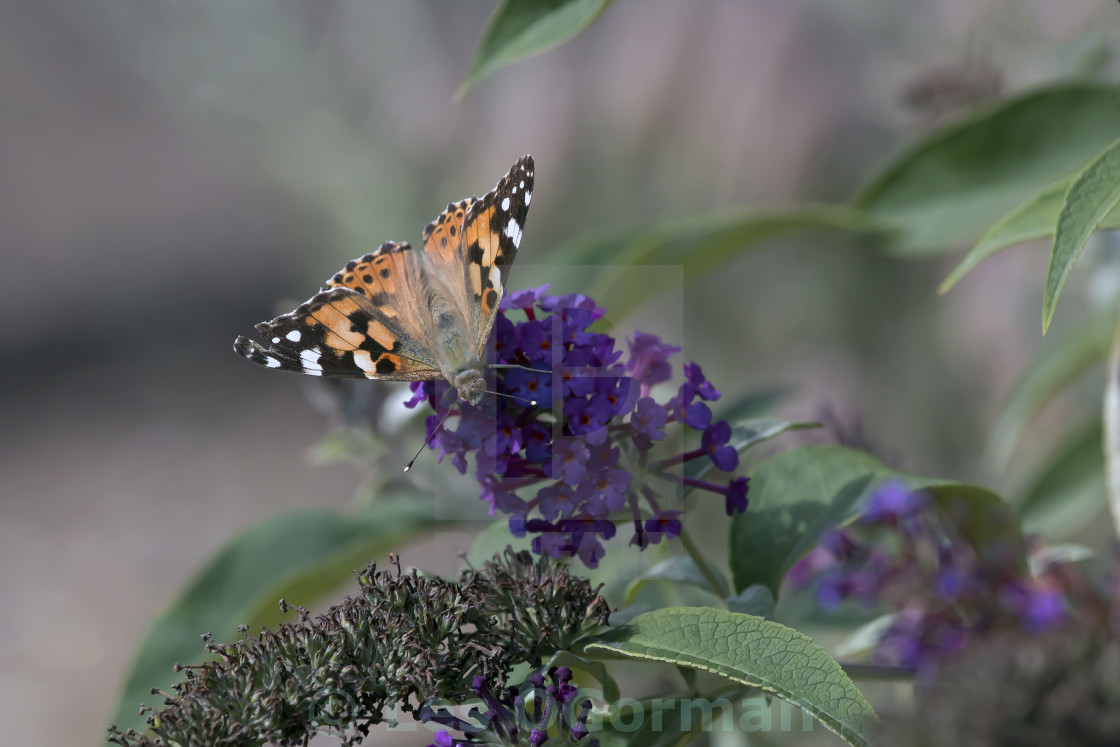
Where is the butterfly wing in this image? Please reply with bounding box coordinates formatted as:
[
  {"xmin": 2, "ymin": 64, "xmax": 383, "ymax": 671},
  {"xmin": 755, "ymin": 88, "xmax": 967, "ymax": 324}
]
[
  {"xmin": 325, "ymin": 241, "xmax": 424, "ymax": 328},
  {"xmin": 234, "ymin": 158, "xmax": 534, "ymax": 383},
  {"xmin": 420, "ymin": 155, "xmax": 533, "ymax": 359},
  {"xmin": 422, "ymin": 198, "xmax": 475, "ymax": 270},
  {"xmin": 234, "ymin": 243, "xmax": 443, "ymax": 381}
]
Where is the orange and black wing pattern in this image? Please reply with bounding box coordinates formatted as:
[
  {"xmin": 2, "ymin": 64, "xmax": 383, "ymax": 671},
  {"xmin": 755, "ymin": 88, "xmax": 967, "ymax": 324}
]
[
  {"xmin": 234, "ymin": 243, "xmax": 442, "ymax": 381},
  {"xmin": 422, "ymin": 198, "xmax": 476, "ymax": 270},
  {"xmin": 459, "ymin": 154, "xmax": 534, "ymax": 353},
  {"xmin": 234, "ymin": 156, "xmax": 535, "ymax": 382}
]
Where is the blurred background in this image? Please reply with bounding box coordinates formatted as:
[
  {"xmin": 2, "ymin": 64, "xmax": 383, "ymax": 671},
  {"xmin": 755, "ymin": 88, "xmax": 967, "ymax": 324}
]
[{"xmin": 2, "ymin": 0, "xmax": 1118, "ymax": 743}]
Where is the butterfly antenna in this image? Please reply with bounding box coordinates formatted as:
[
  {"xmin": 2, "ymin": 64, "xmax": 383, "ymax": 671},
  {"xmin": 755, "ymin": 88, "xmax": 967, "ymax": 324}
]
[
  {"xmin": 404, "ymin": 405, "xmax": 457, "ymax": 473},
  {"xmin": 488, "ymin": 363, "xmax": 552, "ymax": 375},
  {"xmin": 485, "ymin": 389, "xmax": 537, "ymax": 407}
]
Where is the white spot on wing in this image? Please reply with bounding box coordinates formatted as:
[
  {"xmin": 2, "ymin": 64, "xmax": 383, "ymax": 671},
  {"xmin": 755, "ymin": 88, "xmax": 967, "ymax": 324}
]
[
  {"xmin": 353, "ymin": 350, "xmax": 376, "ymax": 373},
  {"xmin": 524, "ymin": 191, "xmax": 532, "ymax": 205},
  {"xmin": 286, "ymin": 330, "xmax": 301, "ymax": 342},
  {"xmin": 300, "ymin": 347, "xmax": 323, "ymax": 375},
  {"xmin": 501, "ymin": 196, "xmax": 510, "ymax": 211},
  {"xmin": 490, "ymin": 265, "xmax": 501, "ymax": 288},
  {"xmin": 264, "ymin": 356, "xmax": 281, "ymax": 368},
  {"xmin": 504, "ymin": 218, "xmax": 522, "ymax": 248},
  {"xmin": 272, "ymin": 337, "xmax": 281, "ymax": 344},
  {"xmin": 519, "ymin": 180, "xmax": 525, "ymax": 189}
]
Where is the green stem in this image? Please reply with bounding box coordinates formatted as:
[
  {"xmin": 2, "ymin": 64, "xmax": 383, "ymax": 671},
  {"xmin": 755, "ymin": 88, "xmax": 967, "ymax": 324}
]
[{"xmin": 678, "ymin": 529, "xmax": 730, "ymax": 600}]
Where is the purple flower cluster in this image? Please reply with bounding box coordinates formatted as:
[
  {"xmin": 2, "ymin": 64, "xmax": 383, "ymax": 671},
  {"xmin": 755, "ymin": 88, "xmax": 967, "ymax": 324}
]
[
  {"xmin": 787, "ymin": 481, "xmax": 1071, "ymax": 671},
  {"xmin": 422, "ymin": 668, "xmax": 597, "ymax": 747},
  {"xmin": 405, "ymin": 286, "xmax": 748, "ymax": 567}
]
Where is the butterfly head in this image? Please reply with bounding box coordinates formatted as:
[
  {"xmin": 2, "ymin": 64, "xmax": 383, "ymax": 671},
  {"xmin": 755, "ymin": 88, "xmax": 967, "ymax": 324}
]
[{"xmin": 453, "ymin": 368, "xmax": 487, "ymax": 406}]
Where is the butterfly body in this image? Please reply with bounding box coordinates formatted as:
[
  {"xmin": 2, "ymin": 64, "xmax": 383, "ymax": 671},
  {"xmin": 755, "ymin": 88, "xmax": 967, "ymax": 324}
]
[
  {"xmin": 234, "ymin": 155, "xmax": 534, "ymax": 405},
  {"xmin": 427, "ymin": 270, "xmax": 487, "ymax": 404}
]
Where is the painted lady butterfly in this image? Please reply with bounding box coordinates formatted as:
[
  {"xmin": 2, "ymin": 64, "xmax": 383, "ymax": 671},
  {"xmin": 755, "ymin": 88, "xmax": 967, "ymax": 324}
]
[{"xmin": 234, "ymin": 155, "xmax": 533, "ymax": 406}]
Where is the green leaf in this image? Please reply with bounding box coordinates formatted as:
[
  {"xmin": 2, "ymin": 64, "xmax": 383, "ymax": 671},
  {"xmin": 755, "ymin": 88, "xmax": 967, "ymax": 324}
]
[
  {"xmin": 985, "ymin": 311, "xmax": 1115, "ymax": 470},
  {"xmin": 729, "ymin": 448, "xmax": 878, "ymax": 597},
  {"xmin": 685, "ymin": 418, "xmax": 821, "ymax": 482},
  {"xmin": 939, "ymin": 178, "xmax": 1120, "ymax": 294},
  {"xmin": 1104, "ymin": 312, "xmax": 1120, "ymax": 538},
  {"xmin": 1044, "ymin": 137, "xmax": 1120, "ymax": 333},
  {"xmin": 623, "ymin": 556, "xmax": 730, "ymax": 606},
  {"xmin": 729, "ymin": 445, "xmax": 1025, "ymax": 596},
  {"xmin": 939, "ymin": 178, "xmax": 1065, "ymax": 293},
  {"xmin": 109, "ymin": 500, "xmax": 439, "ymax": 734},
  {"xmin": 460, "ymin": 0, "xmax": 614, "ymax": 97},
  {"xmin": 550, "ymin": 206, "xmax": 892, "ymax": 320},
  {"xmin": 593, "ymin": 695, "xmax": 710, "ymax": 747},
  {"xmin": 238, "ymin": 502, "xmax": 447, "ymax": 631},
  {"xmin": 713, "ymin": 386, "xmax": 792, "ymax": 423},
  {"xmin": 585, "ymin": 607, "xmax": 876, "ymax": 747},
  {"xmin": 587, "ymin": 525, "xmax": 678, "ymax": 607},
  {"xmin": 1018, "ymin": 422, "xmax": 1106, "ymax": 539},
  {"xmin": 855, "ymin": 83, "xmax": 1120, "ymax": 255},
  {"xmin": 724, "ymin": 585, "xmax": 776, "ymax": 618}
]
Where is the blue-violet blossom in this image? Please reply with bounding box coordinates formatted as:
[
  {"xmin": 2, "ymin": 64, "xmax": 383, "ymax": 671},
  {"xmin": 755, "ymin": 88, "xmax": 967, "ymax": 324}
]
[
  {"xmin": 405, "ymin": 286, "xmax": 748, "ymax": 567},
  {"xmin": 422, "ymin": 668, "xmax": 598, "ymax": 747},
  {"xmin": 787, "ymin": 481, "xmax": 1073, "ymax": 672}
]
